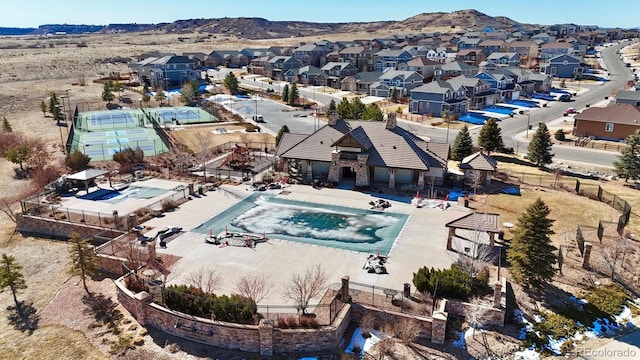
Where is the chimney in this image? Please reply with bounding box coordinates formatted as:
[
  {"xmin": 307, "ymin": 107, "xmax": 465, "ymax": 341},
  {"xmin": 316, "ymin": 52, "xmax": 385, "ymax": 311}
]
[
  {"xmin": 328, "ymin": 111, "xmax": 339, "ymax": 126},
  {"xmin": 385, "ymin": 112, "xmax": 397, "ymax": 130}
]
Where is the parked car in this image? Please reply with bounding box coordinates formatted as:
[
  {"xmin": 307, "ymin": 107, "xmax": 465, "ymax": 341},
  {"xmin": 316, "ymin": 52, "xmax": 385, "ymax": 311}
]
[
  {"xmin": 566, "ymin": 107, "xmax": 577, "ymax": 114},
  {"xmin": 252, "ymin": 115, "xmax": 265, "ymax": 123}
]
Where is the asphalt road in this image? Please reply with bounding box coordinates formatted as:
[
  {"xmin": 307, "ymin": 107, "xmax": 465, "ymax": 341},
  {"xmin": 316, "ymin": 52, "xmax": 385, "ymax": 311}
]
[{"xmin": 210, "ymin": 40, "xmax": 637, "ymax": 167}]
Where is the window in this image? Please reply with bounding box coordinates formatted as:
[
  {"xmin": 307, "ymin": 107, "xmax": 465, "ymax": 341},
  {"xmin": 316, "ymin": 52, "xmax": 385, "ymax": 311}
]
[
  {"xmin": 605, "ymin": 123, "xmax": 614, "ymax": 132},
  {"xmin": 563, "ymin": 60, "xmax": 569, "ymax": 65},
  {"xmin": 424, "ymin": 102, "xmax": 430, "ymax": 109}
]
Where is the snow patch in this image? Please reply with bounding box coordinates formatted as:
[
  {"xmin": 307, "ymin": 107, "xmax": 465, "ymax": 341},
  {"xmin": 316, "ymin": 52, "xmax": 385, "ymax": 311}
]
[{"xmin": 344, "ymin": 327, "xmax": 387, "ymax": 356}]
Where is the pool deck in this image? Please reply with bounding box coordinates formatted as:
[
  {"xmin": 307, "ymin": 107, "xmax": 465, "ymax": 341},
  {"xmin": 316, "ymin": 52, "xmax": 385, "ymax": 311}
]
[{"xmin": 142, "ymin": 183, "xmax": 470, "ymax": 307}]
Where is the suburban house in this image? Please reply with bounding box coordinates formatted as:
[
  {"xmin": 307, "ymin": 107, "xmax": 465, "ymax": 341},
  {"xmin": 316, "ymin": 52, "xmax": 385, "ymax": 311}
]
[
  {"xmin": 446, "ymin": 75, "xmax": 496, "ymax": 110},
  {"xmin": 425, "ymin": 48, "xmax": 450, "ymax": 63},
  {"xmin": 247, "ymin": 56, "xmax": 272, "ymax": 75},
  {"xmin": 341, "ymin": 71, "xmax": 383, "ymax": 93},
  {"xmin": 286, "ymin": 65, "xmax": 325, "ymax": 85},
  {"xmin": 616, "ymin": 90, "xmax": 640, "ymax": 107},
  {"xmin": 434, "ymin": 60, "xmax": 479, "ymax": 80},
  {"xmin": 475, "ymin": 71, "xmax": 517, "ymax": 102},
  {"xmin": 485, "ymin": 52, "xmax": 521, "ymax": 68},
  {"xmin": 542, "ymin": 54, "xmax": 583, "ymax": 78},
  {"xmin": 241, "ymin": 47, "xmax": 281, "ymax": 60},
  {"xmin": 528, "ymin": 72, "xmax": 554, "ymax": 93},
  {"xmin": 397, "ymin": 57, "xmax": 440, "ymax": 80},
  {"xmin": 338, "ymin": 46, "xmax": 374, "ymax": 72},
  {"xmin": 373, "ymin": 49, "xmax": 414, "ymax": 71},
  {"xmin": 497, "ymin": 67, "xmax": 538, "ymax": 95},
  {"xmin": 540, "ymin": 41, "xmax": 577, "ymax": 60},
  {"xmin": 456, "ymin": 37, "xmax": 482, "ymax": 51},
  {"xmin": 531, "ymin": 32, "xmax": 556, "ymax": 43},
  {"xmin": 508, "ymin": 40, "xmax": 539, "ymax": 67},
  {"xmin": 266, "ymin": 56, "xmax": 303, "ymax": 80},
  {"xmin": 572, "ymin": 104, "xmax": 640, "ymax": 141},
  {"xmin": 182, "ymin": 52, "xmax": 214, "ymax": 69},
  {"xmin": 369, "ymin": 70, "xmax": 423, "ymax": 98},
  {"xmin": 276, "ymin": 113, "xmax": 449, "ymax": 188},
  {"xmin": 208, "ymin": 50, "xmax": 249, "ymax": 68},
  {"xmin": 455, "ymin": 49, "xmax": 487, "ymax": 66},
  {"xmin": 293, "ymin": 44, "xmax": 329, "ymax": 67},
  {"xmin": 131, "ymin": 55, "xmax": 199, "ymax": 89},
  {"xmin": 321, "ymin": 62, "xmax": 359, "ymax": 88},
  {"xmin": 477, "ymin": 40, "xmax": 508, "ymax": 55},
  {"xmin": 408, "ymin": 80, "xmax": 469, "ymax": 118},
  {"xmin": 459, "ymin": 151, "xmax": 498, "ymax": 186}
]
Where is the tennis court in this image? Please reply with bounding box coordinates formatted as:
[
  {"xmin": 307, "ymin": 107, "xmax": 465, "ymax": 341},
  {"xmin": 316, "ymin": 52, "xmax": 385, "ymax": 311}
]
[
  {"xmin": 72, "ymin": 127, "xmax": 169, "ymax": 162},
  {"xmin": 75, "ymin": 109, "xmax": 146, "ymax": 131},
  {"xmin": 147, "ymin": 106, "xmax": 218, "ymax": 125}
]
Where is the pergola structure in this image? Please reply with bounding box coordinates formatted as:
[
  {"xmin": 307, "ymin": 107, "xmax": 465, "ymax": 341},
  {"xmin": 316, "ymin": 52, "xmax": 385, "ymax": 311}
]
[
  {"xmin": 445, "ymin": 212, "xmax": 501, "ymax": 251},
  {"xmin": 66, "ymin": 169, "xmax": 110, "ymax": 194}
]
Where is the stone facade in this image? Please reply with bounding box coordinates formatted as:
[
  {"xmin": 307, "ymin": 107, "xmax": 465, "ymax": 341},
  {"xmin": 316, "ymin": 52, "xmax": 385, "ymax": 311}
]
[
  {"xmin": 327, "ymin": 152, "xmax": 370, "ymax": 186},
  {"xmin": 114, "ymin": 276, "xmax": 352, "ymax": 355},
  {"xmin": 442, "ymin": 277, "xmax": 508, "ymax": 327}
]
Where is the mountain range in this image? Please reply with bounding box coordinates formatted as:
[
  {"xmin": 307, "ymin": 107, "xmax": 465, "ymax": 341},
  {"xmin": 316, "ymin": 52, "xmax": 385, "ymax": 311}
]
[{"xmin": 0, "ymin": 9, "xmax": 526, "ymax": 38}]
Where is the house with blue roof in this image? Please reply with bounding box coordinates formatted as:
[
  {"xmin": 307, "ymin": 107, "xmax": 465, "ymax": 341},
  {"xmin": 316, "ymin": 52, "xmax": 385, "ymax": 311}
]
[{"xmin": 408, "ymin": 80, "xmax": 469, "ymax": 118}]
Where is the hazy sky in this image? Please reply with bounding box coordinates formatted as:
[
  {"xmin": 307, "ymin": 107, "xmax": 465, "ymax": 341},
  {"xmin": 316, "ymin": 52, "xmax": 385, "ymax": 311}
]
[{"xmin": 1, "ymin": 0, "xmax": 638, "ymax": 29}]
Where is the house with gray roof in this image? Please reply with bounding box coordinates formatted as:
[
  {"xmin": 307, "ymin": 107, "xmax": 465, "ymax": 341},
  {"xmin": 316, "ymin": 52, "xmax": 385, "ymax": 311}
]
[
  {"xmin": 321, "ymin": 62, "xmax": 358, "ymax": 88},
  {"xmin": 446, "ymin": 75, "xmax": 495, "ymax": 110},
  {"xmin": 434, "ymin": 60, "xmax": 479, "ymax": 80},
  {"xmin": 485, "ymin": 52, "xmax": 521, "ymax": 68},
  {"xmin": 459, "ymin": 151, "xmax": 498, "ymax": 186},
  {"xmin": 266, "ymin": 56, "xmax": 302, "ymax": 80},
  {"xmin": 340, "ymin": 71, "xmax": 383, "ymax": 93},
  {"xmin": 408, "ymin": 80, "xmax": 469, "ymax": 118},
  {"xmin": 373, "ymin": 49, "xmax": 413, "ymax": 71},
  {"xmin": 616, "ymin": 90, "xmax": 640, "ymax": 107},
  {"xmin": 208, "ymin": 50, "xmax": 249, "ymax": 68},
  {"xmin": 338, "ymin": 46, "xmax": 374, "ymax": 72},
  {"xmin": 277, "ymin": 113, "xmax": 449, "ymax": 188},
  {"xmin": 369, "ymin": 70, "xmax": 423, "ymax": 98},
  {"xmin": 398, "ymin": 57, "xmax": 441, "ymax": 80},
  {"xmin": 293, "ymin": 44, "xmax": 328, "ymax": 67},
  {"xmin": 131, "ymin": 55, "xmax": 198, "ymax": 89}
]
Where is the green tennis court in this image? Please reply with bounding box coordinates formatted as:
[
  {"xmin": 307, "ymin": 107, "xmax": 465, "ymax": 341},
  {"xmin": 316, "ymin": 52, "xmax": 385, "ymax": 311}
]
[
  {"xmin": 72, "ymin": 127, "xmax": 169, "ymax": 162},
  {"xmin": 147, "ymin": 106, "xmax": 218, "ymax": 124},
  {"xmin": 75, "ymin": 109, "xmax": 146, "ymax": 131}
]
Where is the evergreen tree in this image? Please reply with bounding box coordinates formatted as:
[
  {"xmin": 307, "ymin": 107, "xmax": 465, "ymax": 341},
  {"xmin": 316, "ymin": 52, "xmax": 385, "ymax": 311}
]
[
  {"xmin": 362, "ymin": 103, "xmax": 384, "ymax": 121},
  {"xmin": 477, "ymin": 118, "xmax": 504, "ymax": 154},
  {"xmin": 0, "ymin": 253, "xmax": 27, "ymax": 314},
  {"xmin": 143, "ymin": 83, "xmax": 149, "ymax": 96},
  {"xmin": 281, "ymin": 84, "xmax": 289, "ymax": 102},
  {"xmin": 2, "ymin": 117, "xmax": 12, "ymax": 132},
  {"xmin": 328, "ymin": 99, "xmax": 337, "ymax": 112},
  {"xmin": 141, "ymin": 93, "xmax": 151, "ymax": 106},
  {"xmin": 451, "ymin": 125, "xmax": 474, "ymax": 161},
  {"xmin": 527, "ymin": 122, "xmax": 554, "ymax": 166},
  {"xmin": 223, "ymin": 72, "xmax": 239, "ymax": 95},
  {"xmin": 507, "ymin": 197, "xmax": 557, "ymax": 289},
  {"xmin": 154, "ymin": 89, "xmax": 166, "ymax": 105},
  {"xmin": 288, "ymin": 83, "xmax": 299, "ymax": 106},
  {"xmin": 68, "ymin": 232, "xmax": 98, "ymax": 295},
  {"xmin": 65, "ymin": 150, "xmax": 91, "ymax": 171},
  {"xmin": 614, "ymin": 130, "xmax": 640, "ymax": 181},
  {"xmin": 336, "ymin": 97, "xmax": 352, "ymax": 119},
  {"xmin": 350, "ymin": 98, "xmax": 366, "ymax": 119},
  {"xmin": 48, "ymin": 92, "xmax": 59, "ymax": 115},
  {"xmin": 276, "ymin": 125, "xmax": 290, "ymax": 146},
  {"xmin": 101, "ymin": 81, "xmax": 115, "ymax": 104}
]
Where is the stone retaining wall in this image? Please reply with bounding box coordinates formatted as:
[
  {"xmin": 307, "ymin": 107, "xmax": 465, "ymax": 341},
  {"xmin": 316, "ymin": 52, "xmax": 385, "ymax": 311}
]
[
  {"xmin": 443, "ymin": 277, "xmax": 508, "ymax": 327},
  {"xmin": 114, "ymin": 276, "xmax": 352, "ymax": 355},
  {"xmin": 17, "ymin": 214, "xmax": 122, "ymax": 240}
]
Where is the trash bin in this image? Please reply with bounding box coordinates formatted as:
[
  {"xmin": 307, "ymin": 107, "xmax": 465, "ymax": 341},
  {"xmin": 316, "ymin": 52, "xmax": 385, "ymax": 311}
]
[{"xmin": 403, "ymin": 283, "xmax": 411, "ymax": 298}]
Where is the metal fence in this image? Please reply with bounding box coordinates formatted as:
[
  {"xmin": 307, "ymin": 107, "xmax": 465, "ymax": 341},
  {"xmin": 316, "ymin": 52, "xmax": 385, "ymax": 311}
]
[
  {"xmin": 20, "ymin": 186, "xmax": 189, "ymax": 231},
  {"xmin": 349, "ymin": 281, "xmax": 433, "ymax": 318}
]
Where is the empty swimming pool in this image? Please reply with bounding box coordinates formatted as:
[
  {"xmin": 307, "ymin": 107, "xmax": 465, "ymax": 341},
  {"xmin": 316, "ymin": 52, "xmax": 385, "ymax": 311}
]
[{"xmin": 192, "ymin": 193, "xmax": 408, "ymax": 255}]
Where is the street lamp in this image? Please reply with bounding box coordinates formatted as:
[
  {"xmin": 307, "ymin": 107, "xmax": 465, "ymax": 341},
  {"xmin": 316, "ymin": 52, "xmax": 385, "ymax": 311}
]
[{"xmin": 525, "ymin": 112, "xmax": 531, "ymax": 138}]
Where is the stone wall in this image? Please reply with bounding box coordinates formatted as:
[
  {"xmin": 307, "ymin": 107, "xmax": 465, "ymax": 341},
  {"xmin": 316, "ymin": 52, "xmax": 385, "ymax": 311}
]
[
  {"xmin": 114, "ymin": 276, "xmax": 352, "ymax": 355},
  {"xmin": 17, "ymin": 215, "xmax": 122, "ymax": 240},
  {"xmin": 97, "ymin": 254, "xmax": 127, "ymax": 275},
  {"xmin": 442, "ymin": 277, "xmax": 508, "ymax": 327},
  {"xmin": 350, "ymin": 303, "xmax": 433, "ymax": 340}
]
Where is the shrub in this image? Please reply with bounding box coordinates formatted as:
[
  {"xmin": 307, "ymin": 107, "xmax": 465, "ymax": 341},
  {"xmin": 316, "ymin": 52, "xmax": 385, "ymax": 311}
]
[
  {"xmin": 299, "ymin": 315, "xmax": 319, "ymax": 328},
  {"xmin": 162, "ymin": 285, "xmax": 257, "ymax": 323},
  {"xmin": 585, "ymin": 284, "xmax": 628, "ymax": 317},
  {"xmin": 554, "ymin": 129, "xmax": 566, "ymax": 141},
  {"xmin": 65, "ymin": 150, "xmax": 91, "ymax": 170},
  {"xmin": 412, "ymin": 264, "xmax": 471, "ymax": 299},
  {"xmin": 476, "ymin": 266, "xmax": 490, "ymax": 284},
  {"xmin": 245, "ymin": 124, "xmax": 259, "ymax": 132}
]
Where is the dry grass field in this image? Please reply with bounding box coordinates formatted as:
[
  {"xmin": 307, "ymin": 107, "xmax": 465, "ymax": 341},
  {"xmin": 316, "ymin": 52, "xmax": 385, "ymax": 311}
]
[{"xmin": 1, "ymin": 30, "xmax": 640, "ymax": 359}]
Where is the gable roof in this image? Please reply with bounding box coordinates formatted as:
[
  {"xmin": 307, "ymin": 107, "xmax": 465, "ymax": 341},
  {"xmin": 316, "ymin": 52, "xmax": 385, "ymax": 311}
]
[
  {"xmin": 411, "ymin": 80, "xmax": 454, "ymax": 94},
  {"xmin": 440, "ymin": 60, "xmax": 478, "ymax": 72},
  {"xmin": 279, "ymin": 119, "xmax": 448, "ymax": 171},
  {"xmin": 616, "ymin": 90, "xmax": 640, "ymax": 102},
  {"xmin": 275, "ymin": 133, "xmax": 309, "ymax": 156},
  {"xmin": 446, "ymin": 74, "xmax": 487, "ymax": 89},
  {"xmin": 486, "ymin": 52, "xmax": 519, "ymax": 60},
  {"xmin": 406, "ymin": 57, "xmax": 440, "ymax": 66},
  {"xmin": 460, "ymin": 152, "xmax": 498, "ymax": 171},
  {"xmin": 445, "ymin": 212, "xmax": 501, "ymax": 233},
  {"xmin": 574, "ymin": 104, "xmax": 640, "ymax": 125},
  {"xmin": 379, "ymin": 70, "xmax": 420, "ymax": 80}
]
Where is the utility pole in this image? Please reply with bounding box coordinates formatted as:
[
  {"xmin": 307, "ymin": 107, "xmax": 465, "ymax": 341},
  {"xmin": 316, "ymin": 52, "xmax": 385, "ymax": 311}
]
[{"xmin": 526, "ymin": 112, "xmax": 531, "ymax": 139}]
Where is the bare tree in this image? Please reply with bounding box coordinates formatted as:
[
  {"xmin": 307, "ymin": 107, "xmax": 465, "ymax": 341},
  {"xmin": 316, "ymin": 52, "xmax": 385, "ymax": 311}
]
[
  {"xmin": 281, "ymin": 264, "xmax": 328, "ymax": 314},
  {"xmin": 465, "ymin": 296, "xmax": 490, "ymax": 338},
  {"xmin": 239, "ymin": 132, "xmax": 252, "ymax": 149},
  {"xmin": 375, "ymin": 337, "xmax": 395, "ymax": 360},
  {"xmin": 234, "ymin": 273, "xmax": 271, "ymax": 304},
  {"xmin": 194, "ymin": 131, "xmax": 212, "ymax": 180},
  {"xmin": 185, "ymin": 266, "xmax": 223, "ymax": 294},
  {"xmin": 360, "ymin": 312, "xmax": 376, "ymax": 337},
  {"xmin": 600, "ymin": 236, "xmax": 629, "ymax": 280}
]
